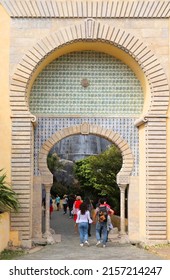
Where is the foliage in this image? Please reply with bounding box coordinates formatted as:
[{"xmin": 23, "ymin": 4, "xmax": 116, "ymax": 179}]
[
  {"xmin": 0, "ymin": 249, "xmax": 26, "ymax": 260},
  {"xmin": 47, "ymin": 153, "xmax": 63, "ymax": 173},
  {"xmin": 50, "ymin": 180, "xmax": 82, "ymax": 198},
  {"xmin": 50, "ymin": 181, "xmax": 68, "ymax": 198},
  {"xmin": 74, "ymin": 145, "xmax": 122, "ymax": 213},
  {"xmin": 0, "ymin": 169, "xmax": 19, "ymax": 213}
]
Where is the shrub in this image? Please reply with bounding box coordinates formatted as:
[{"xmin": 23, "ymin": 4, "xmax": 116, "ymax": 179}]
[{"xmin": 0, "ymin": 169, "xmax": 19, "ymax": 213}]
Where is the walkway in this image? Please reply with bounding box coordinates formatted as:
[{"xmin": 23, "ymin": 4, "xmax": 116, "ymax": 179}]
[{"xmin": 16, "ymin": 209, "xmax": 163, "ymax": 260}]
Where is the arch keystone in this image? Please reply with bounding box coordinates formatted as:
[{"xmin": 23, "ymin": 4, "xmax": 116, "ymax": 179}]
[
  {"xmin": 85, "ymin": 18, "xmax": 95, "ymax": 38},
  {"xmin": 80, "ymin": 123, "xmax": 90, "ymax": 134}
]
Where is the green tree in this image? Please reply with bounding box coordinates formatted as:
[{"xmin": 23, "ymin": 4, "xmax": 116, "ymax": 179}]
[
  {"xmin": 50, "ymin": 181, "xmax": 68, "ymax": 198},
  {"xmin": 0, "ymin": 169, "xmax": 19, "ymax": 213},
  {"xmin": 74, "ymin": 145, "xmax": 122, "ymax": 213}
]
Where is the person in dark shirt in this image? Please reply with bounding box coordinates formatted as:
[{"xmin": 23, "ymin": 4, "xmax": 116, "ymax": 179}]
[{"xmin": 67, "ymin": 194, "xmax": 75, "ymax": 218}]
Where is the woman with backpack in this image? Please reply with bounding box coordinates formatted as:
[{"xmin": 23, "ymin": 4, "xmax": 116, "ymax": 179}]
[
  {"xmin": 93, "ymin": 197, "xmax": 114, "ymax": 248},
  {"xmin": 76, "ymin": 202, "xmax": 93, "ymax": 247}
]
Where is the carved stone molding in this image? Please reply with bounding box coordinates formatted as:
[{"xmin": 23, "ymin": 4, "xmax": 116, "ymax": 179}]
[{"xmin": 1, "ymin": 1, "xmax": 170, "ymax": 19}]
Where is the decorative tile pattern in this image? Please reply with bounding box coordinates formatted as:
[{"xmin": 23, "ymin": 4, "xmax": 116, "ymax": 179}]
[
  {"xmin": 31, "ymin": 52, "xmax": 141, "ymax": 176},
  {"xmin": 30, "ymin": 51, "xmax": 143, "ymax": 116},
  {"xmin": 34, "ymin": 117, "xmax": 139, "ymax": 176}
]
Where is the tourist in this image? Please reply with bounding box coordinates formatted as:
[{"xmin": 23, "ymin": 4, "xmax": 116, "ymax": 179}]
[
  {"xmin": 73, "ymin": 195, "xmax": 83, "ymax": 233},
  {"xmin": 76, "ymin": 202, "xmax": 93, "ymax": 247},
  {"xmin": 62, "ymin": 194, "xmax": 68, "ymax": 214},
  {"xmin": 93, "ymin": 197, "xmax": 114, "ymax": 247},
  {"xmin": 50, "ymin": 195, "xmax": 53, "ymax": 219},
  {"xmin": 55, "ymin": 194, "xmax": 61, "ymax": 211},
  {"xmin": 84, "ymin": 197, "xmax": 93, "ymax": 237},
  {"xmin": 67, "ymin": 194, "xmax": 75, "ymax": 218}
]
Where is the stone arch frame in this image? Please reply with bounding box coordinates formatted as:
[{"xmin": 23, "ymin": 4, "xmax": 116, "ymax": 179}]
[
  {"xmin": 39, "ymin": 123, "xmax": 133, "ymax": 240},
  {"xmin": 10, "ymin": 19, "xmax": 169, "ymax": 114},
  {"xmin": 10, "ymin": 18, "xmax": 169, "ymax": 189},
  {"xmin": 38, "ymin": 123, "xmax": 134, "ymax": 185},
  {"xmin": 3, "ymin": 1, "xmax": 170, "ymax": 19},
  {"xmin": 10, "ymin": 19, "xmax": 169, "ymax": 243}
]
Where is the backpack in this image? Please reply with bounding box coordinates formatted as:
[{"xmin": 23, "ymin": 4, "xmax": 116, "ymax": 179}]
[{"xmin": 98, "ymin": 206, "xmax": 108, "ymax": 223}]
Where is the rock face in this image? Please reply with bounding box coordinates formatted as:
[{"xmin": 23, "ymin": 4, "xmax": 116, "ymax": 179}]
[
  {"xmin": 51, "ymin": 135, "xmax": 111, "ymax": 162},
  {"xmin": 53, "ymin": 159, "xmax": 75, "ymax": 186}
]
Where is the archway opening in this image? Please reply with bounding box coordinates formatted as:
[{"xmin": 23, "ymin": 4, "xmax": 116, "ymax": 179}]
[{"xmin": 45, "ymin": 134, "xmax": 123, "ymax": 234}]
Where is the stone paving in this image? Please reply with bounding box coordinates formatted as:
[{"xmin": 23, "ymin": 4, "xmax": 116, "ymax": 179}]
[{"xmin": 15, "ymin": 209, "xmax": 164, "ymax": 260}]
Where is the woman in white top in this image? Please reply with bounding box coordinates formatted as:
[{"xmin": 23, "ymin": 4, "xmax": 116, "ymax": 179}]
[{"xmin": 76, "ymin": 202, "xmax": 93, "ymax": 247}]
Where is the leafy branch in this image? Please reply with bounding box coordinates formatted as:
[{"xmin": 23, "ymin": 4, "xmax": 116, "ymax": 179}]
[{"xmin": 0, "ymin": 169, "xmax": 19, "ymax": 213}]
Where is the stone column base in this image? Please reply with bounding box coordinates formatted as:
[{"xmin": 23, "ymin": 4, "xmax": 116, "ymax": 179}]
[{"xmin": 21, "ymin": 239, "xmax": 32, "ymax": 249}]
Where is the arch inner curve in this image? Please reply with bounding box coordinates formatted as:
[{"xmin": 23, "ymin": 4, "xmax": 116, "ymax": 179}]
[{"xmin": 38, "ymin": 123, "xmax": 134, "ymax": 185}]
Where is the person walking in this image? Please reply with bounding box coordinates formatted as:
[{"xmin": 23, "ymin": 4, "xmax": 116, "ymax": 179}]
[
  {"xmin": 62, "ymin": 194, "xmax": 68, "ymax": 214},
  {"xmin": 76, "ymin": 202, "xmax": 93, "ymax": 247},
  {"xmin": 103, "ymin": 199, "xmax": 114, "ymax": 242},
  {"xmin": 50, "ymin": 195, "xmax": 53, "ymax": 219},
  {"xmin": 55, "ymin": 194, "xmax": 61, "ymax": 211},
  {"xmin": 93, "ymin": 197, "xmax": 114, "ymax": 248},
  {"xmin": 84, "ymin": 197, "xmax": 93, "ymax": 237},
  {"xmin": 73, "ymin": 195, "xmax": 83, "ymax": 233},
  {"xmin": 67, "ymin": 194, "xmax": 75, "ymax": 218}
]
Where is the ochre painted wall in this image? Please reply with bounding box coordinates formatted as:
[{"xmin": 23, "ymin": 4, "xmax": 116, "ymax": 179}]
[
  {"xmin": 0, "ymin": 213, "xmax": 10, "ymax": 252},
  {"xmin": 0, "ymin": 5, "xmax": 11, "ymax": 179},
  {"xmin": 0, "ymin": 5, "xmax": 11, "ymax": 252},
  {"xmin": 166, "ymin": 18, "xmax": 170, "ymax": 241}
]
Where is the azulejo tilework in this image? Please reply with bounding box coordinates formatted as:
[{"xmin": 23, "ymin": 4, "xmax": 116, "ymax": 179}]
[
  {"xmin": 34, "ymin": 117, "xmax": 138, "ymax": 176},
  {"xmin": 30, "ymin": 51, "xmax": 141, "ymax": 176},
  {"xmin": 30, "ymin": 51, "xmax": 143, "ymax": 116}
]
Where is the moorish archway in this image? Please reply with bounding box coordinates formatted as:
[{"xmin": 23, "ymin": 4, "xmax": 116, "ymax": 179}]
[
  {"xmin": 38, "ymin": 123, "xmax": 134, "ymax": 240},
  {"xmin": 39, "ymin": 123, "xmax": 133, "ymax": 184},
  {"xmin": 9, "ymin": 18, "xmax": 169, "ymax": 245}
]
